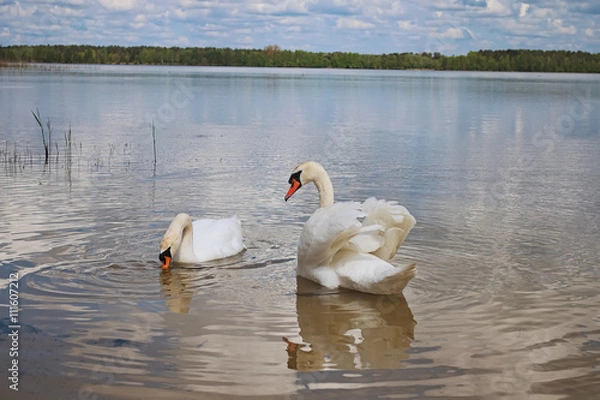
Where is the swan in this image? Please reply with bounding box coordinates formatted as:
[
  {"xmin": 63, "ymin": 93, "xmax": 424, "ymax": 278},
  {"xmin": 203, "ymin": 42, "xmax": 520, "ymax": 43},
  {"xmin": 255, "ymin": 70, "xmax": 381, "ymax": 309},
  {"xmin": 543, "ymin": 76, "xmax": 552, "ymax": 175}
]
[
  {"xmin": 285, "ymin": 161, "xmax": 417, "ymax": 295},
  {"xmin": 159, "ymin": 213, "xmax": 245, "ymax": 269}
]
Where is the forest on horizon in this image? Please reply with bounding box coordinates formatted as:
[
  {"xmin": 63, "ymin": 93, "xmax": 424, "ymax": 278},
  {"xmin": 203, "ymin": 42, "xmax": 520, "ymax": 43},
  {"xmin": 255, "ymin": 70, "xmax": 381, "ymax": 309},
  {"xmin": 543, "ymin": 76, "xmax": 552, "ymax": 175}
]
[{"xmin": 1, "ymin": 44, "xmax": 599, "ymax": 73}]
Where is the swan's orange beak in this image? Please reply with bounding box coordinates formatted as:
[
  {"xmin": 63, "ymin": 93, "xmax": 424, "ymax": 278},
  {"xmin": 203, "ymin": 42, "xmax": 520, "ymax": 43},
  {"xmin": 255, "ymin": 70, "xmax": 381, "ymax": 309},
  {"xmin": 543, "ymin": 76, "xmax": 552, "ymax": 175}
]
[
  {"xmin": 159, "ymin": 248, "xmax": 172, "ymax": 270},
  {"xmin": 285, "ymin": 179, "xmax": 301, "ymax": 201},
  {"xmin": 161, "ymin": 256, "xmax": 171, "ymax": 270}
]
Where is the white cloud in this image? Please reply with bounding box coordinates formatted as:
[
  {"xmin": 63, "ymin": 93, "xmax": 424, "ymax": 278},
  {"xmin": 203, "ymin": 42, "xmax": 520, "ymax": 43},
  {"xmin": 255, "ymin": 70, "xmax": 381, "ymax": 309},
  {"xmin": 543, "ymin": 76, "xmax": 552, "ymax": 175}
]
[
  {"xmin": 99, "ymin": 0, "xmax": 137, "ymax": 11},
  {"xmin": 49, "ymin": 5, "xmax": 84, "ymax": 17},
  {"xmin": 336, "ymin": 17, "xmax": 374, "ymax": 29},
  {"xmin": 177, "ymin": 0, "xmax": 195, "ymax": 8},
  {"xmin": 531, "ymin": 7, "xmax": 554, "ymax": 19},
  {"xmin": 519, "ymin": 3, "xmax": 529, "ymax": 18},
  {"xmin": 482, "ymin": 0, "xmax": 511, "ymax": 17},
  {"xmin": 278, "ymin": 16, "xmax": 313, "ymax": 26},
  {"xmin": 550, "ymin": 19, "xmax": 577, "ymax": 35},
  {"xmin": 440, "ymin": 27, "xmax": 464, "ymax": 39},
  {"xmin": 248, "ymin": 0, "xmax": 310, "ymax": 15},
  {"xmin": 0, "ymin": 0, "xmax": 597, "ymax": 55},
  {"xmin": 362, "ymin": 0, "xmax": 404, "ymax": 19},
  {"xmin": 0, "ymin": 2, "xmax": 36, "ymax": 18},
  {"xmin": 397, "ymin": 20, "xmax": 419, "ymax": 31},
  {"xmin": 131, "ymin": 14, "xmax": 146, "ymax": 29},
  {"xmin": 205, "ymin": 31, "xmax": 221, "ymax": 37}
]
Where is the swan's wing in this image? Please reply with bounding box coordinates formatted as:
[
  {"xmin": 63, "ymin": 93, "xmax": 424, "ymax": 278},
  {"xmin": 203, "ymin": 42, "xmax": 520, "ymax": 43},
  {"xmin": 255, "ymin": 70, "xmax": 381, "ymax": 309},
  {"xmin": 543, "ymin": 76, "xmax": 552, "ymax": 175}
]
[
  {"xmin": 192, "ymin": 216, "xmax": 245, "ymax": 262},
  {"xmin": 360, "ymin": 197, "xmax": 416, "ymax": 261},
  {"xmin": 298, "ymin": 202, "xmax": 365, "ymax": 268}
]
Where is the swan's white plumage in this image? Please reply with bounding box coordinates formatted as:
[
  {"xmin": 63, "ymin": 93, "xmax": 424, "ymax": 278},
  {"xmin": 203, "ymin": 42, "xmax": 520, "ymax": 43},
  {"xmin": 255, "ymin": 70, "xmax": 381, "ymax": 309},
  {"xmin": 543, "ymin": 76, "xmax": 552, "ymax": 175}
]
[
  {"xmin": 161, "ymin": 213, "xmax": 245, "ymax": 265},
  {"xmin": 287, "ymin": 162, "xmax": 416, "ymax": 295}
]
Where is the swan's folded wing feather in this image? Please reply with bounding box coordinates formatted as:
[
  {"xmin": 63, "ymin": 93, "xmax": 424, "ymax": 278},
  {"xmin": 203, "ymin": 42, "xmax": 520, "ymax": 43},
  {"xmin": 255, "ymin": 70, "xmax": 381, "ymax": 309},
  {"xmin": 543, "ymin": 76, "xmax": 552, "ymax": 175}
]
[
  {"xmin": 345, "ymin": 224, "xmax": 385, "ymax": 253},
  {"xmin": 298, "ymin": 202, "xmax": 364, "ymax": 267},
  {"xmin": 360, "ymin": 197, "xmax": 416, "ymax": 262},
  {"xmin": 192, "ymin": 216, "xmax": 245, "ymax": 262}
]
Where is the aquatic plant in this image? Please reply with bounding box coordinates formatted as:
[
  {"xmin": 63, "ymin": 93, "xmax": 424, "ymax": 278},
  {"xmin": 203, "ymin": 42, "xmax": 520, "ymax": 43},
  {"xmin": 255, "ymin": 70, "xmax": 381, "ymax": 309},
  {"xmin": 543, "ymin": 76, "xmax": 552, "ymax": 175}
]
[
  {"xmin": 3, "ymin": 111, "xmax": 155, "ymax": 176},
  {"xmin": 31, "ymin": 108, "xmax": 52, "ymax": 164},
  {"xmin": 65, "ymin": 125, "xmax": 73, "ymax": 182},
  {"xmin": 151, "ymin": 120, "xmax": 157, "ymax": 167}
]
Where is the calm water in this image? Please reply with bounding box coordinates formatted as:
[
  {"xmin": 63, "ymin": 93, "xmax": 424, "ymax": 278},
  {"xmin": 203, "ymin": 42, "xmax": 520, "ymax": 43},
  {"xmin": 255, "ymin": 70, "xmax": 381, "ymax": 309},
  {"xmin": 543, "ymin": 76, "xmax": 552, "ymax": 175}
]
[{"xmin": 1, "ymin": 65, "xmax": 599, "ymax": 399}]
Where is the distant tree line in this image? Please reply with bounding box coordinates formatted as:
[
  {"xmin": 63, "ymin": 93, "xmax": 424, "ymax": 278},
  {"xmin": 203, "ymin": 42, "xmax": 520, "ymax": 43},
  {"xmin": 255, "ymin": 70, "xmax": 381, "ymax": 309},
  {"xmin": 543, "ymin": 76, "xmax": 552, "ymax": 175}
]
[{"xmin": 1, "ymin": 44, "xmax": 598, "ymax": 73}]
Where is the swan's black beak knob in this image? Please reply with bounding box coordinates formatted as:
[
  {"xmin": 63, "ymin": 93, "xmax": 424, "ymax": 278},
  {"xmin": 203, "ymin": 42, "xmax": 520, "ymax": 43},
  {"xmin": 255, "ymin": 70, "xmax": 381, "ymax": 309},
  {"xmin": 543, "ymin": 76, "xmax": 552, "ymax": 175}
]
[{"xmin": 285, "ymin": 171, "xmax": 303, "ymax": 201}]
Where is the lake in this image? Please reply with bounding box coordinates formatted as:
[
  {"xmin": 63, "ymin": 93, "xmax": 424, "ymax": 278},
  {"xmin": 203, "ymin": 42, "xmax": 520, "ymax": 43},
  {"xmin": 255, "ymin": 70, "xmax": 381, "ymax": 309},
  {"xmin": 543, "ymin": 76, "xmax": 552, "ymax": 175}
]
[{"xmin": 0, "ymin": 65, "xmax": 599, "ymax": 399}]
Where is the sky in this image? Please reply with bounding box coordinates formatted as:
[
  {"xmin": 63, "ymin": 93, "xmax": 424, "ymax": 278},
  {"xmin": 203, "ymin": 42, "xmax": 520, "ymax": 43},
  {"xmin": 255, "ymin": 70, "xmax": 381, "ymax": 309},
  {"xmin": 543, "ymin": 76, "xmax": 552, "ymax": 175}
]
[{"xmin": 0, "ymin": 0, "xmax": 598, "ymax": 55}]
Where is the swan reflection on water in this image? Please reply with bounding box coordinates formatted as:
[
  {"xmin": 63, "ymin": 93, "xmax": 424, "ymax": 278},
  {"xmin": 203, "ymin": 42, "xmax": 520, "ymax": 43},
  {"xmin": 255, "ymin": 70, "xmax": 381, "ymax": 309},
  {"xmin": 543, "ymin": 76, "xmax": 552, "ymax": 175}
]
[
  {"xmin": 158, "ymin": 253, "xmax": 243, "ymax": 314},
  {"xmin": 159, "ymin": 269, "xmax": 195, "ymax": 314},
  {"xmin": 284, "ymin": 277, "xmax": 416, "ymax": 371},
  {"xmin": 157, "ymin": 265, "xmax": 416, "ymax": 371}
]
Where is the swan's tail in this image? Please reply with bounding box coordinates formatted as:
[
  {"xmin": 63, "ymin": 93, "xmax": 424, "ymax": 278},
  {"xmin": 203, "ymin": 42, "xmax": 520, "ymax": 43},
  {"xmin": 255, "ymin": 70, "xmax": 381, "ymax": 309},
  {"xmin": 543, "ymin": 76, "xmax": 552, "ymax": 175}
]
[
  {"xmin": 376, "ymin": 262, "xmax": 417, "ymax": 295},
  {"xmin": 336, "ymin": 253, "xmax": 417, "ymax": 295}
]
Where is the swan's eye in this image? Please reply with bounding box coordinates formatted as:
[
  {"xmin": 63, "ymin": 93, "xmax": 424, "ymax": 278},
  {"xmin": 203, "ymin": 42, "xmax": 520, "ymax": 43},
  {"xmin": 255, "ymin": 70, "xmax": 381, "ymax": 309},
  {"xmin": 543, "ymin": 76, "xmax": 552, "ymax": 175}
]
[{"xmin": 289, "ymin": 170, "xmax": 302, "ymax": 185}]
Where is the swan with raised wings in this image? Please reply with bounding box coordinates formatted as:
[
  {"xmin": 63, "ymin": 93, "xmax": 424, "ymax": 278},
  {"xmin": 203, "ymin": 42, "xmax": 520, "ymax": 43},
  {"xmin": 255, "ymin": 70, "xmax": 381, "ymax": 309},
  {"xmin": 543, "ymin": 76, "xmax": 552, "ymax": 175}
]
[
  {"xmin": 159, "ymin": 213, "xmax": 245, "ymax": 270},
  {"xmin": 285, "ymin": 161, "xmax": 416, "ymax": 294}
]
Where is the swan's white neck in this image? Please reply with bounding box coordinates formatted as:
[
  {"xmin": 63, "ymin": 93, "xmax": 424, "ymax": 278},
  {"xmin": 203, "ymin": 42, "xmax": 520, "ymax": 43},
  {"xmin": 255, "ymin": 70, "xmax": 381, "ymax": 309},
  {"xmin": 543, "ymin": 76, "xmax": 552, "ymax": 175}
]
[
  {"xmin": 164, "ymin": 213, "xmax": 195, "ymax": 261},
  {"xmin": 310, "ymin": 163, "xmax": 334, "ymax": 208},
  {"xmin": 179, "ymin": 221, "xmax": 194, "ymax": 256}
]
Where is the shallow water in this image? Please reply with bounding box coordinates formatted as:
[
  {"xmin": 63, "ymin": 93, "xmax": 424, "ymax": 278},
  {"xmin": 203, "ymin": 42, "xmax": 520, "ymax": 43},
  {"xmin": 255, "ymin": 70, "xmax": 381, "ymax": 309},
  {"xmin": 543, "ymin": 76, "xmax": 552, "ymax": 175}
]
[{"xmin": 1, "ymin": 66, "xmax": 599, "ymax": 399}]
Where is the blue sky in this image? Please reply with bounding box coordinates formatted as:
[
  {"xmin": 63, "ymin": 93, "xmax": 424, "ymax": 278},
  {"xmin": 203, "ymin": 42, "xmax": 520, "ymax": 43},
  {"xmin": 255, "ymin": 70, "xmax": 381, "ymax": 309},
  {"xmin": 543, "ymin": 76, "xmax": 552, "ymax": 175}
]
[{"xmin": 0, "ymin": 0, "xmax": 598, "ymax": 55}]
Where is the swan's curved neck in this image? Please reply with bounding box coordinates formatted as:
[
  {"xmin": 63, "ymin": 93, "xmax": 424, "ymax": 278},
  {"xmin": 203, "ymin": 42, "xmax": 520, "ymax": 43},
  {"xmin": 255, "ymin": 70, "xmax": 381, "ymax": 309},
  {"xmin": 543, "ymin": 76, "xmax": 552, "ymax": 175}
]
[
  {"xmin": 312, "ymin": 167, "xmax": 334, "ymax": 208},
  {"xmin": 167, "ymin": 214, "xmax": 194, "ymax": 258},
  {"xmin": 180, "ymin": 220, "xmax": 194, "ymax": 250}
]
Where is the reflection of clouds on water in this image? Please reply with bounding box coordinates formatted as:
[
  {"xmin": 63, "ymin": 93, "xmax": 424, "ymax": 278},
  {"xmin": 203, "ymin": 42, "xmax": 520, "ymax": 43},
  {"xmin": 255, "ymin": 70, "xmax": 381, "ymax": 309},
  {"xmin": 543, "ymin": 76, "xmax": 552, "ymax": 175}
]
[{"xmin": 284, "ymin": 277, "xmax": 416, "ymax": 371}]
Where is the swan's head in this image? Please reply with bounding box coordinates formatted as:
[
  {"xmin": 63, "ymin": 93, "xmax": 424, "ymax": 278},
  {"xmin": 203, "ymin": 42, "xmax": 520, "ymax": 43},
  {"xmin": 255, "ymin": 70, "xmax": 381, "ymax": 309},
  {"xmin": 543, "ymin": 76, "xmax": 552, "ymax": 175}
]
[
  {"xmin": 285, "ymin": 161, "xmax": 326, "ymax": 201},
  {"xmin": 159, "ymin": 236, "xmax": 176, "ymax": 270},
  {"xmin": 159, "ymin": 213, "xmax": 190, "ymax": 270}
]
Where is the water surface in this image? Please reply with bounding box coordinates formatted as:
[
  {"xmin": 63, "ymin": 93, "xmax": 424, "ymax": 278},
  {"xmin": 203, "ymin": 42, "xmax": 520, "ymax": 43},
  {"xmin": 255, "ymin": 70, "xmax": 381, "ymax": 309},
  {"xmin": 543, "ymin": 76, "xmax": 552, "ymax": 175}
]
[{"xmin": 1, "ymin": 66, "xmax": 599, "ymax": 399}]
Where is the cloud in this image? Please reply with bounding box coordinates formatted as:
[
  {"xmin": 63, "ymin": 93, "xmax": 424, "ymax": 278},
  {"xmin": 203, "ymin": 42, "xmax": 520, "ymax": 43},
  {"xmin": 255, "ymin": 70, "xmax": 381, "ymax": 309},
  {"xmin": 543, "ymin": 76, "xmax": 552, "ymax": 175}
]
[
  {"xmin": 99, "ymin": 0, "xmax": 136, "ymax": 11},
  {"xmin": 0, "ymin": 0, "xmax": 597, "ymax": 54},
  {"xmin": 248, "ymin": 0, "xmax": 311, "ymax": 15},
  {"xmin": 461, "ymin": 0, "xmax": 487, "ymax": 7},
  {"xmin": 481, "ymin": 0, "xmax": 511, "ymax": 16},
  {"xmin": 440, "ymin": 27, "xmax": 465, "ymax": 38},
  {"xmin": 397, "ymin": 20, "xmax": 419, "ymax": 31},
  {"xmin": 0, "ymin": 1, "xmax": 36, "ymax": 18},
  {"xmin": 336, "ymin": 17, "xmax": 374, "ymax": 30},
  {"xmin": 131, "ymin": 14, "xmax": 146, "ymax": 29},
  {"xmin": 309, "ymin": 1, "xmax": 360, "ymax": 16},
  {"xmin": 550, "ymin": 19, "xmax": 577, "ymax": 35}
]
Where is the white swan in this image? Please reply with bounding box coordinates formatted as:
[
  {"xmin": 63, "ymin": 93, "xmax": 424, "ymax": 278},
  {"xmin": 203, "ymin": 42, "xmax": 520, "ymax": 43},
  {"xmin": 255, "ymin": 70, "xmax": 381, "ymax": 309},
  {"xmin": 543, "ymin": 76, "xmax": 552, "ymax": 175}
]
[
  {"xmin": 159, "ymin": 213, "xmax": 245, "ymax": 269},
  {"xmin": 285, "ymin": 161, "xmax": 417, "ymax": 295}
]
